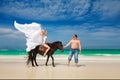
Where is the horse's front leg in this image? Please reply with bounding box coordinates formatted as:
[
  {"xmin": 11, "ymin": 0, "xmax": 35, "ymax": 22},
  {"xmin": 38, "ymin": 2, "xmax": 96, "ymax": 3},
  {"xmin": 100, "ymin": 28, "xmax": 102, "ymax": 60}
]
[
  {"xmin": 51, "ymin": 55, "xmax": 55, "ymax": 67},
  {"xmin": 31, "ymin": 53, "xmax": 35, "ymax": 67},
  {"xmin": 45, "ymin": 55, "xmax": 50, "ymax": 66}
]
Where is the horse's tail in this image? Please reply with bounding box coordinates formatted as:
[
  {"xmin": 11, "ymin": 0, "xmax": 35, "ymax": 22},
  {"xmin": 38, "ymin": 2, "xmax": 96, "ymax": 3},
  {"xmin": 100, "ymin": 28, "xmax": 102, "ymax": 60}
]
[{"xmin": 27, "ymin": 51, "xmax": 32, "ymax": 65}]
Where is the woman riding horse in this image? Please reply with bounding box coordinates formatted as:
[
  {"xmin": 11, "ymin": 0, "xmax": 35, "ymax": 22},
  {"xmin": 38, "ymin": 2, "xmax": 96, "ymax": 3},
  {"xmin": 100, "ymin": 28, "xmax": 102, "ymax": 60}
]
[
  {"xmin": 14, "ymin": 21, "xmax": 63, "ymax": 67},
  {"xmin": 27, "ymin": 41, "xmax": 63, "ymax": 67}
]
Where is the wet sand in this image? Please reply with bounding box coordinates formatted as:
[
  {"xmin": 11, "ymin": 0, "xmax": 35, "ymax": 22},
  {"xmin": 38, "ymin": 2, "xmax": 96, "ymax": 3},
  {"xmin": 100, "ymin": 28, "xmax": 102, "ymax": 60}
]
[{"xmin": 0, "ymin": 55, "xmax": 120, "ymax": 79}]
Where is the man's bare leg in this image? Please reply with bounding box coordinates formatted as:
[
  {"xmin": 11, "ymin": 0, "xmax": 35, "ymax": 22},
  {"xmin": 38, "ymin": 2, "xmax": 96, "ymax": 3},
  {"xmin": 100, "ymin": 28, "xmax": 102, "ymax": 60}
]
[
  {"xmin": 68, "ymin": 60, "xmax": 70, "ymax": 66},
  {"xmin": 75, "ymin": 63, "xmax": 78, "ymax": 67}
]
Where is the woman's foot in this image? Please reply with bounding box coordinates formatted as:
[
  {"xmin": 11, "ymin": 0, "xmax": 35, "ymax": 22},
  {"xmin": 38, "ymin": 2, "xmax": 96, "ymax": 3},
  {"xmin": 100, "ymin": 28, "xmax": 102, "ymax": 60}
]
[{"xmin": 43, "ymin": 54, "xmax": 46, "ymax": 57}]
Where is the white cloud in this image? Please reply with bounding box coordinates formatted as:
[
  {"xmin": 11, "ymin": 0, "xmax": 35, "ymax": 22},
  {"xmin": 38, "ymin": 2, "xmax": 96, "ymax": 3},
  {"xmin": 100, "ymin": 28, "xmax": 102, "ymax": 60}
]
[
  {"xmin": 45, "ymin": 23, "xmax": 120, "ymax": 49},
  {"xmin": 90, "ymin": 27, "xmax": 120, "ymax": 40},
  {"xmin": 0, "ymin": 28, "xmax": 25, "ymax": 39},
  {"xmin": 92, "ymin": 0, "xmax": 120, "ymax": 19},
  {"xmin": 0, "ymin": 27, "xmax": 26, "ymax": 50},
  {"xmin": 0, "ymin": 24, "xmax": 120, "ymax": 49},
  {"xmin": 0, "ymin": 0, "xmax": 91, "ymax": 21}
]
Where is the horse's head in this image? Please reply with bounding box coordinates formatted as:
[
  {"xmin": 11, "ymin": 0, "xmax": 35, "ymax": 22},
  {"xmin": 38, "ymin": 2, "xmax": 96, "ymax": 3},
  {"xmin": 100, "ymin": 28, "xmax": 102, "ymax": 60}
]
[{"xmin": 53, "ymin": 41, "xmax": 64, "ymax": 51}]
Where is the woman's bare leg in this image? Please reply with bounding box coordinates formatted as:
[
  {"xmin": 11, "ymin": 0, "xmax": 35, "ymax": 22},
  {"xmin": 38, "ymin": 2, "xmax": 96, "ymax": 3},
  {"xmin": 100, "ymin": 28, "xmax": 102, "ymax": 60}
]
[{"xmin": 43, "ymin": 44, "xmax": 50, "ymax": 57}]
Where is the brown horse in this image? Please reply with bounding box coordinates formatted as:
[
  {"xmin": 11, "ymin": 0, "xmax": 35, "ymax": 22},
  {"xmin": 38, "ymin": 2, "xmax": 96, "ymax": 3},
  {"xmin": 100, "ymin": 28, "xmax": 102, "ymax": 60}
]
[{"xmin": 27, "ymin": 41, "xmax": 64, "ymax": 67}]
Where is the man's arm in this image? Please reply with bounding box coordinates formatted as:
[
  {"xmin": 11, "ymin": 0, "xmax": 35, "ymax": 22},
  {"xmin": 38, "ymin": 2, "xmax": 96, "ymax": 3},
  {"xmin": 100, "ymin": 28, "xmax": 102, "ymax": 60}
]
[
  {"xmin": 64, "ymin": 40, "xmax": 72, "ymax": 49},
  {"xmin": 79, "ymin": 40, "xmax": 82, "ymax": 54}
]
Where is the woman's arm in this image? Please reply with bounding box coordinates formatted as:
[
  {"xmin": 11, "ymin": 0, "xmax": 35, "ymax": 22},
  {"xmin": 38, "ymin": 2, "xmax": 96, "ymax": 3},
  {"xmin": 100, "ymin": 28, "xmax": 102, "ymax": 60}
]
[{"xmin": 43, "ymin": 36, "xmax": 47, "ymax": 44}]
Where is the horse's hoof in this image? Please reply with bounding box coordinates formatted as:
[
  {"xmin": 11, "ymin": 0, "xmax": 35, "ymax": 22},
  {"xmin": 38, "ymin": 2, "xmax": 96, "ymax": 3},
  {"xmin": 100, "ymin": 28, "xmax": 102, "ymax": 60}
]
[
  {"xmin": 45, "ymin": 64, "xmax": 48, "ymax": 66},
  {"xmin": 32, "ymin": 65, "xmax": 35, "ymax": 67},
  {"xmin": 52, "ymin": 65, "xmax": 55, "ymax": 67},
  {"xmin": 36, "ymin": 65, "xmax": 39, "ymax": 67}
]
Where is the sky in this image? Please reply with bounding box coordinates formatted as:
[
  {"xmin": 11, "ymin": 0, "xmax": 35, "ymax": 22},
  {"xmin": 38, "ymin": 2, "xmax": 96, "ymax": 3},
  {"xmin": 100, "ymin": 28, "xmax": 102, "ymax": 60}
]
[{"xmin": 0, "ymin": 0, "xmax": 120, "ymax": 50}]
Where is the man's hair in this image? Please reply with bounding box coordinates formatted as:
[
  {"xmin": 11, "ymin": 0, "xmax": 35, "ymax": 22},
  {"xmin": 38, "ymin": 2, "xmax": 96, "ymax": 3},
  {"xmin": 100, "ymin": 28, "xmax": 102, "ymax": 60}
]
[{"xmin": 74, "ymin": 34, "xmax": 78, "ymax": 38}]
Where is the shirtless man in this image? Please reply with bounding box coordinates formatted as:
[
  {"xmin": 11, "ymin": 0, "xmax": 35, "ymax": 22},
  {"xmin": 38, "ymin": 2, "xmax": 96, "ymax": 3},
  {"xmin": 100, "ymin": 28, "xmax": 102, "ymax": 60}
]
[{"xmin": 64, "ymin": 34, "xmax": 82, "ymax": 66}]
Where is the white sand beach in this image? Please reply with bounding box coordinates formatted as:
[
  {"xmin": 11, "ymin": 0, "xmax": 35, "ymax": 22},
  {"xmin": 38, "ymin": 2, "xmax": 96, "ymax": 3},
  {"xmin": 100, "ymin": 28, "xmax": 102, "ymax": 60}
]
[{"xmin": 0, "ymin": 55, "xmax": 120, "ymax": 79}]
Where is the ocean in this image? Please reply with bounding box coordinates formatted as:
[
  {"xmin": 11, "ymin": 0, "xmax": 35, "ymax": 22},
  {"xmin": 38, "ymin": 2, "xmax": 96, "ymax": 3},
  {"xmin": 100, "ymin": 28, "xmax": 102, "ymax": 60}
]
[{"xmin": 0, "ymin": 49, "xmax": 120, "ymax": 56}]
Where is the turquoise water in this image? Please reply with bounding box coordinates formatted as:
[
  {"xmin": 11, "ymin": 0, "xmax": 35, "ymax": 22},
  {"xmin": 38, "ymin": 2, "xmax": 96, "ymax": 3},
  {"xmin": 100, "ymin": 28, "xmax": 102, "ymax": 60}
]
[{"xmin": 0, "ymin": 49, "xmax": 120, "ymax": 56}]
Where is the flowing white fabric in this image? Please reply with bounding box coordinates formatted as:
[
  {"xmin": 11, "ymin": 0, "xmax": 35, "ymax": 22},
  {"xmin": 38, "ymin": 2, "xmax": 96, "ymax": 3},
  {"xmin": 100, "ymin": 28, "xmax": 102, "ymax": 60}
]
[{"xmin": 14, "ymin": 21, "xmax": 43, "ymax": 52}]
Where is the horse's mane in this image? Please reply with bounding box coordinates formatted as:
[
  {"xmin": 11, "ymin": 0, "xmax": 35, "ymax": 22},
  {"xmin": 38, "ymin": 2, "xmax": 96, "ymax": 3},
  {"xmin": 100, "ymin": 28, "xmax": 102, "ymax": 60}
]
[
  {"xmin": 35, "ymin": 41, "xmax": 62, "ymax": 50},
  {"xmin": 53, "ymin": 41, "xmax": 61, "ymax": 44},
  {"xmin": 45, "ymin": 41, "xmax": 61, "ymax": 49},
  {"xmin": 47, "ymin": 41, "xmax": 61, "ymax": 46}
]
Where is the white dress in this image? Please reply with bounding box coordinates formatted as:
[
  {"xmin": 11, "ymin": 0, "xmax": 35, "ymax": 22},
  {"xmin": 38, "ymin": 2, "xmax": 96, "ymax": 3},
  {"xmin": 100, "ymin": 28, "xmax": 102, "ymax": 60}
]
[{"xmin": 14, "ymin": 21, "xmax": 43, "ymax": 52}]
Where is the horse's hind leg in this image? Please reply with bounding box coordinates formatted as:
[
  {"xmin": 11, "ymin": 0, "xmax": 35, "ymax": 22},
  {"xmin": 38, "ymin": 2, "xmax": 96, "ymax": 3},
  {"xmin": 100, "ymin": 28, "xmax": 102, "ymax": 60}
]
[
  {"xmin": 27, "ymin": 51, "xmax": 32, "ymax": 65},
  {"xmin": 45, "ymin": 55, "xmax": 50, "ymax": 66},
  {"xmin": 31, "ymin": 53, "xmax": 35, "ymax": 67},
  {"xmin": 34, "ymin": 54, "xmax": 39, "ymax": 66},
  {"xmin": 51, "ymin": 55, "xmax": 55, "ymax": 67}
]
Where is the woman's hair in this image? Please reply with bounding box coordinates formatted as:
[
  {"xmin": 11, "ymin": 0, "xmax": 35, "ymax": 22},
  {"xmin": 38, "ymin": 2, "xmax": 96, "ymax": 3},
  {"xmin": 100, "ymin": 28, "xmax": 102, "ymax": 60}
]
[{"xmin": 41, "ymin": 29, "xmax": 47, "ymax": 35}]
